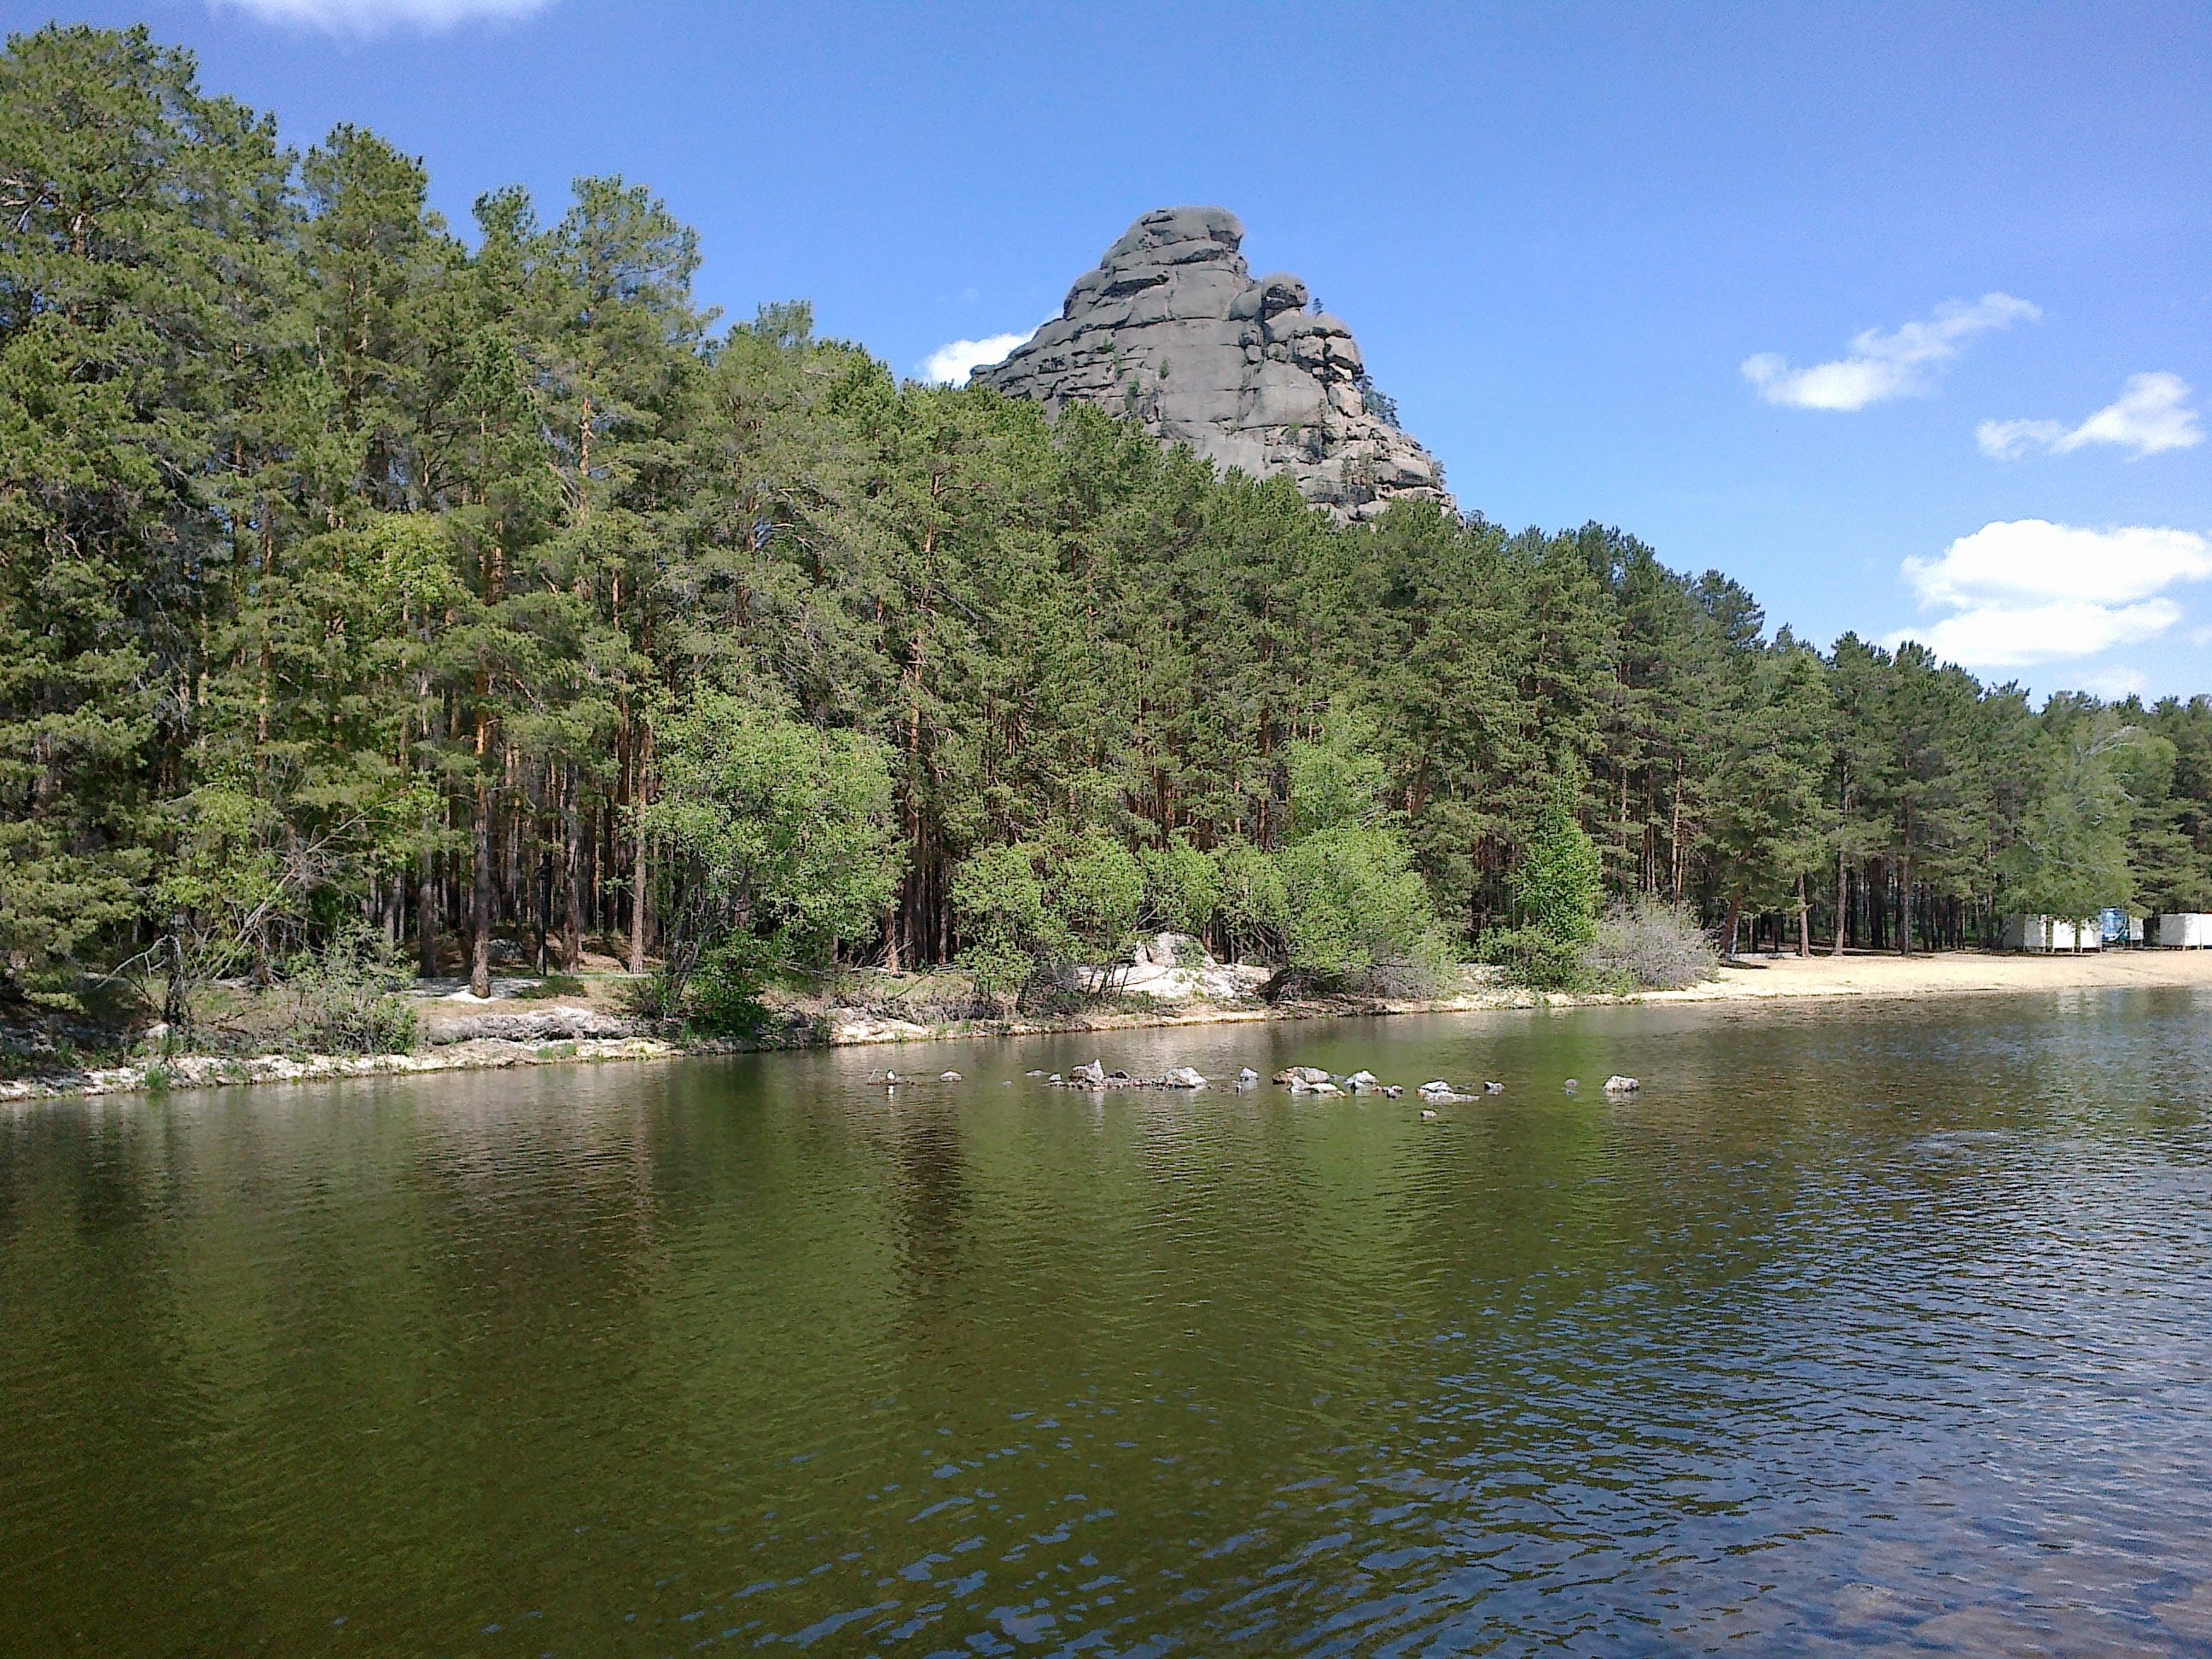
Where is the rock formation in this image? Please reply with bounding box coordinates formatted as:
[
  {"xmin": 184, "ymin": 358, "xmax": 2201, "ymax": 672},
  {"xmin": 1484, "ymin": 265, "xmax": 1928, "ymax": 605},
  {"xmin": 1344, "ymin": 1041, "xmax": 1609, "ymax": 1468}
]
[{"xmin": 974, "ymin": 207, "xmax": 1454, "ymax": 523}]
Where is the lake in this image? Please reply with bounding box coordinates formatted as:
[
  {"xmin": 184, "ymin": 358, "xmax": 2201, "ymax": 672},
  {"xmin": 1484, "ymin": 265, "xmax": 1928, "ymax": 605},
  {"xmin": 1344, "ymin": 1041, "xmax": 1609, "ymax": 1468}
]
[{"xmin": 4, "ymin": 992, "xmax": 2210, "ymax": 1656}]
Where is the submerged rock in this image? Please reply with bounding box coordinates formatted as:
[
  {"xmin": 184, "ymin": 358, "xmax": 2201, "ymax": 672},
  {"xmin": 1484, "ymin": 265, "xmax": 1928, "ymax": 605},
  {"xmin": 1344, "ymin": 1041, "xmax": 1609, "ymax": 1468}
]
[
  {"xmin": 976, "ymin": 207, "xmax": 1453, "ymax": 524},
  {"xmin": 1603, "ymin": 1074, "xmax": 1641, "ymax": 1095}
]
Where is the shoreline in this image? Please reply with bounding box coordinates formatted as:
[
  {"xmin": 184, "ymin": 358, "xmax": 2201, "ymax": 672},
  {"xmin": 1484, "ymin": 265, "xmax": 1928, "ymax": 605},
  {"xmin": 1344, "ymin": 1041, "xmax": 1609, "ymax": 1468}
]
[{"xmin": 9, "ymin": 947, "xmax": 2212, "ymax": 1105}]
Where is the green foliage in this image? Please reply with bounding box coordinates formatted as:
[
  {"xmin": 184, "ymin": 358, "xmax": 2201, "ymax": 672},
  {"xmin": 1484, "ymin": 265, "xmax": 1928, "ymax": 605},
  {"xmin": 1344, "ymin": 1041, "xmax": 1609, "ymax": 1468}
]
[
  {"xmin": 1052, "ymin": 832, "xmax": 1144, "ymax": 958},
  {"xmin": 1276, "ymin": 824, "xmax": 1447, "ymax": 995},
  {"xmin": 1476, "ymin": 925, "xmax": 1589, "ymax": 992},
  {"xmin": 1210, "ymin": 839, "xmax": 1290, "ymax": 966},
  {"xmin": 1515, "ymin": 771, "xmax": 1603, "ymax": 947},
  {"xmin": 1998, "ymin": 715, "xmax": 2138, "ymax": 927},
  {"xmin": 643, "ymin": 693, "xmax": 898, "ymax": 1017},
  {"xmin": 1139, "ymin": 835, "xmax": 1220, "ymax": 934},
  {"xmin": 278, "ymin": 926, "xmax": 418, "ymax": 1055},
  {"xmin": 950, "ymin": 842, "xmax": 1066, "ymax": 1015}
]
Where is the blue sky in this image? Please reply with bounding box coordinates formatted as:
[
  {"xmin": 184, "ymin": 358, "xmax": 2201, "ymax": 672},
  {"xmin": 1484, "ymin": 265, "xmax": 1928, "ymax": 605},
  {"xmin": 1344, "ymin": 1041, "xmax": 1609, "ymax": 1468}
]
[{"xmin": 18, "ymin": 0, "xmax": 2212, "ymax": 700}]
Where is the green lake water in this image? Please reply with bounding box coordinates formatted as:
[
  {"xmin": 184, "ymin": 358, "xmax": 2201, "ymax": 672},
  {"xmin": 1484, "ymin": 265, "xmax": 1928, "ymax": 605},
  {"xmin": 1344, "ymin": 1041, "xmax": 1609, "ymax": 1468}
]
[{"xmin": 4, "ymin": 992, "xmax": 2211, "ymax": 1656}]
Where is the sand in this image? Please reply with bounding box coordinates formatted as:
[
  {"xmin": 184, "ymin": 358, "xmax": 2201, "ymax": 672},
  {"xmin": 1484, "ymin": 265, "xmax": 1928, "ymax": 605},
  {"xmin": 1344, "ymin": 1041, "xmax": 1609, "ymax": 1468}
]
[{"xmin": 1644, "ymin": 946, "xmax": 2212, "ymax": 1004}]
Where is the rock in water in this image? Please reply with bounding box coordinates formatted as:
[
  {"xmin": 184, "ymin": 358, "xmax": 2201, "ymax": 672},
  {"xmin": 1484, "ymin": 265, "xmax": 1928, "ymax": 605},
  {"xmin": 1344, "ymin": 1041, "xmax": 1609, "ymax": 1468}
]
[
  {"xmin": 975, "ymin": 207, "xmax": 1454, "ymax": 524},
  {"xmin": 1071, "ymin": 1060, "xmax": 1107, "ymax": 1087},
  {"xmin": 1161, "ymin": 1066, "xmax": 1208, "ymax": 1089}
]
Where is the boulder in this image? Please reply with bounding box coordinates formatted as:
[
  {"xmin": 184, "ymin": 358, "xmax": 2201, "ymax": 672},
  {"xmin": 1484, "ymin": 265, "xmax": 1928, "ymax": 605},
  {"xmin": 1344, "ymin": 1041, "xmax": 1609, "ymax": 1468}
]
[
  {"xmin": 1161, "ymin": 1066, "xmax": 1208, "ymax": 1089},
  {"xmin": 974, "ymin": 207, "xmax": 1453, "ymax": 524},
  {"xmin": 1236, "ymin": 1067, "xmax": 1260, "ymax": 1086},
  {"xmin": 1346, "ymin": 1069, "xmax": 1380, "ymax": 1090},
  {"xmin": 1603, "ymin": 1074, "xmax": 1642, "ymax": 1095},
  {"xmin": 1071, "ymin": 1060, "xmax": 1108, "ymax": 1087},
  {"xmin": 1276, "ymin": 1065, "xmax": 1333, "ymax": 1086},
  {"xmin": 429, "ymin": 1007, "xmax": 632, "ymax": 1045},
  {"xmin": 940, "ymin": 1071, "xmax": 963, "ymax": 1081}
]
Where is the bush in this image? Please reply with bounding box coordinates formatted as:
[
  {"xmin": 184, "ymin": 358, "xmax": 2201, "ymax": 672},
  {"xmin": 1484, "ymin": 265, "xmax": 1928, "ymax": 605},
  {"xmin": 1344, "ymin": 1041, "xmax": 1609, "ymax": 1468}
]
[
  {"xmin": 1477, "ymin": 925, "xmax": 1589, "ymax": 992},
  {"xmin": 951, "ymin": 842, "xmax": 1067, "ymax": 1014},
  {"xmin": 1276, "ymin": 823, "xmax": 1447, "ymax": 996},
  {"xmin": 681, "ymin": 936, "xmax": 783, "ymax": 1036},
  {"xmin": 1586, "ymin": 896, "xmax": 1718, "ymax": 991},
  {"xmin": 1211, "ymin": 838, "xmax": 1289, "ymax": 963},
  {"xmin": 1140, "ymin": 835, "xmax": 1220, "ymax": 934},
  {"xmin": 281, "ymin": 927, "xmax": 418, "ymax": 1054}
]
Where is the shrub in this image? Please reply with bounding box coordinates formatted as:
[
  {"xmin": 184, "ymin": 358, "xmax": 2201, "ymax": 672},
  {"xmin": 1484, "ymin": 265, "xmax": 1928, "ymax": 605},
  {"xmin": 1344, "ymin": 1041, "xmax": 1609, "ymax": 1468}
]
[
  {"xmin": 1140, "ymin": 835, "xmax": 1220, "ymax": 934},
  {"xmin": 281, "ymin": 926, "xmax": 418, "ymax": 1054},
  {"xmin": 1586, "ymin": 896, "xmax": 1718, "ymax": 991},
  {"xmin": 680, "ymin": 936, "xmax": 783, "ymax": 1037},
  {"xmin": 1276, "ymin": 823, "xmax": 1447, "ymax": 996},
  {"xmin": 951, "ymin": 842, "xmax": 1067, "ymax": 1014},
  {"xmin": 1477, "ymin": 925, "xmax": 1588, "ymax": 992},
  {"xmin": 1211, "ymin": 838, "xmax": 1289, "ymax": 964},
  {"xmin": 1053, "ymin": 833, "xmax": 1144, "ymax": 958}
]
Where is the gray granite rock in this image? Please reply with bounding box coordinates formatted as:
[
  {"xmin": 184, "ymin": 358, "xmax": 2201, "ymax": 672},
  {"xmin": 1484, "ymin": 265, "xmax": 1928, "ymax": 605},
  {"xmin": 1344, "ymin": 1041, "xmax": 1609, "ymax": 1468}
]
[{"xmin": 975, "ymin": 207, "xmax": 1453, "ymax": 523}]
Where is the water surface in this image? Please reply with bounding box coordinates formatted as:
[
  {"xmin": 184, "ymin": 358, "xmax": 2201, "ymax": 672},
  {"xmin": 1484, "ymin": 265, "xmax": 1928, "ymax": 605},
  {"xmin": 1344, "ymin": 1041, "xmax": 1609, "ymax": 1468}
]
[{"xmin": 4, "ymin": 992, "xmax": 2211, "ymax": 1655}]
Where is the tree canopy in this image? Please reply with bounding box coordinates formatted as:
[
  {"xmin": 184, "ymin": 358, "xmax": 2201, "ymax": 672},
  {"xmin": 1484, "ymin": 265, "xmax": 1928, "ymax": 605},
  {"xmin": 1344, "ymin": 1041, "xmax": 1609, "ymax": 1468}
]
[{"xmin": 7, "ymin": 24, "xmax": 2212, "ymax": 1025}]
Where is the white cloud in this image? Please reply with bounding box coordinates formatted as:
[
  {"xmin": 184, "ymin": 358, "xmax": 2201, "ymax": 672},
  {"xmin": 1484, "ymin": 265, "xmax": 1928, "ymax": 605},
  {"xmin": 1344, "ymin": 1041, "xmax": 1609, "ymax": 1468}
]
[
  {"xmin": 1977, "ymin": 372, "xmax": 2203, "ymax": 460},
  {"xmin": 1904, "ymin": 520, "xmax": 2212, "ymax": 608},
  {"xmin": 917, "ymin": 330, "xmax": 1034, "ymax": 386},
  {"xmin": 1892, "ymin": 519, "xmax": 2212, "ymax": 669},
  {"xmin": 1743, "ymin": 293, "xmax": 2040, "ymax": 411},
  {"xmin": 216, "ymin": 0, "xmax": 549, "ymax": 30},
  {"xmin": 2080, "ymin": 665, "xmax": 2150, "ymax": 700},
  {"xmin": 1899, "ymin": 599, "xmax": 2181, "ymax": 668}
]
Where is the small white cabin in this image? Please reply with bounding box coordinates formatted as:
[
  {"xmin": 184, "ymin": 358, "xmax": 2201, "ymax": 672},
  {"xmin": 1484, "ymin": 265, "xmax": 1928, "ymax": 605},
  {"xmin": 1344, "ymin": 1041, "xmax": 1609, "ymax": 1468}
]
[
  {"xmin": 2000, "ymin": 914, "xmax": 2103, "ymax": 952},
  {"xmin": 2151, "ymin": 913, "xmax": 2212, "ymax": 949}
]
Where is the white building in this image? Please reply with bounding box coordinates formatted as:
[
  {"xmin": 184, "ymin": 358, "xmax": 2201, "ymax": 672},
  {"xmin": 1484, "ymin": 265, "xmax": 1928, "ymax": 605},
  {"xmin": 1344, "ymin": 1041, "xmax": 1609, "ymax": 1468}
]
[
  {"xmin": 2000, "ymin": 914, "xmax": 2104, "ymax": 952},
  {"xmin": 2151, "ymin": 913, "xmax": 2212, "ymax": 948}
]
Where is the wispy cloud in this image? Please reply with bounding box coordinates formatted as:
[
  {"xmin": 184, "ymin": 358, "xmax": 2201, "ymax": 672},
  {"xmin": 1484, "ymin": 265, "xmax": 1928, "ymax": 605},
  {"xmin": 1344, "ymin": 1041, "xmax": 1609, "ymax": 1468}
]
[
  {"xmin": 1893, "ymin": 519, "xmax": 2212, "ymax": 668},
  {"xmin": 1977, "ymin": 372, "xmax": 2203, "ymax": 461},
  {"xmin": 1743, "ymin": 293, "xmax": 2040, "ymax": 411},
  {"xmin": 213, "ymin": 0, "xmax": 549, "ymax": 32},
  {"xmin": 2080, "ymin": 665, "xmax": 2151, "ymax": 700},
  {"xmin": 917, "ymin": 330, "xmax": 1033, "ymax": 387}
]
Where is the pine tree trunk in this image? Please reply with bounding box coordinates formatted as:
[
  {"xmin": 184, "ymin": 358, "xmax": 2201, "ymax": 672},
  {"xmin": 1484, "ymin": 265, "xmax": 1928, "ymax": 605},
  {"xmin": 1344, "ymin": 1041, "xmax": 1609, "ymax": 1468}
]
[
  {"xmin": 1797, "ymin": 875, "xmax": 1811, "ymax": 956},
  {"xmin": 470, "ymin": 771, "xmax": 493, "ymax": 998},
  {"xmin": 416, "ymin": 847, "xmax": 439, "ymax": 977},
  {"xmin": 1833, "ymin": 847, "xmax": 1848, "ymax": 954},
  {"xmin": 561, "ymin": 765, "xmax": 582, "ymax": 970}
]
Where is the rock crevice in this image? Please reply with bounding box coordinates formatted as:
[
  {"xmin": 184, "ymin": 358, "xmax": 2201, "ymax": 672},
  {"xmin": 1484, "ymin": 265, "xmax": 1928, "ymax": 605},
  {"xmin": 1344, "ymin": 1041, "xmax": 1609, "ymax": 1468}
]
[{"xmin": 975, "ymin": 207, "xmax": 1453, "ymax": 523}]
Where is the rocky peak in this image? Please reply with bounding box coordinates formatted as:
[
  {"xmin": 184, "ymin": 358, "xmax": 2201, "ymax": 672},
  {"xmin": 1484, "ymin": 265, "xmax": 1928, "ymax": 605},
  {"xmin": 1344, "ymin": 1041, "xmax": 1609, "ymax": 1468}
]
[{"xmin": 974, "ymin": 207, "xmax": 1453, "ymax": 523}]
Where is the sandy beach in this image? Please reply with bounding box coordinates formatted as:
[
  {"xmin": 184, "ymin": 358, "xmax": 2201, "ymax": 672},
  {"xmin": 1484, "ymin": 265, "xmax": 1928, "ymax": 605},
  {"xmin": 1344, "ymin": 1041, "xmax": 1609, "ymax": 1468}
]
[{"xmin": 1642, "ymin": 946, "xmax": 2212, "ymax": 1005}]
